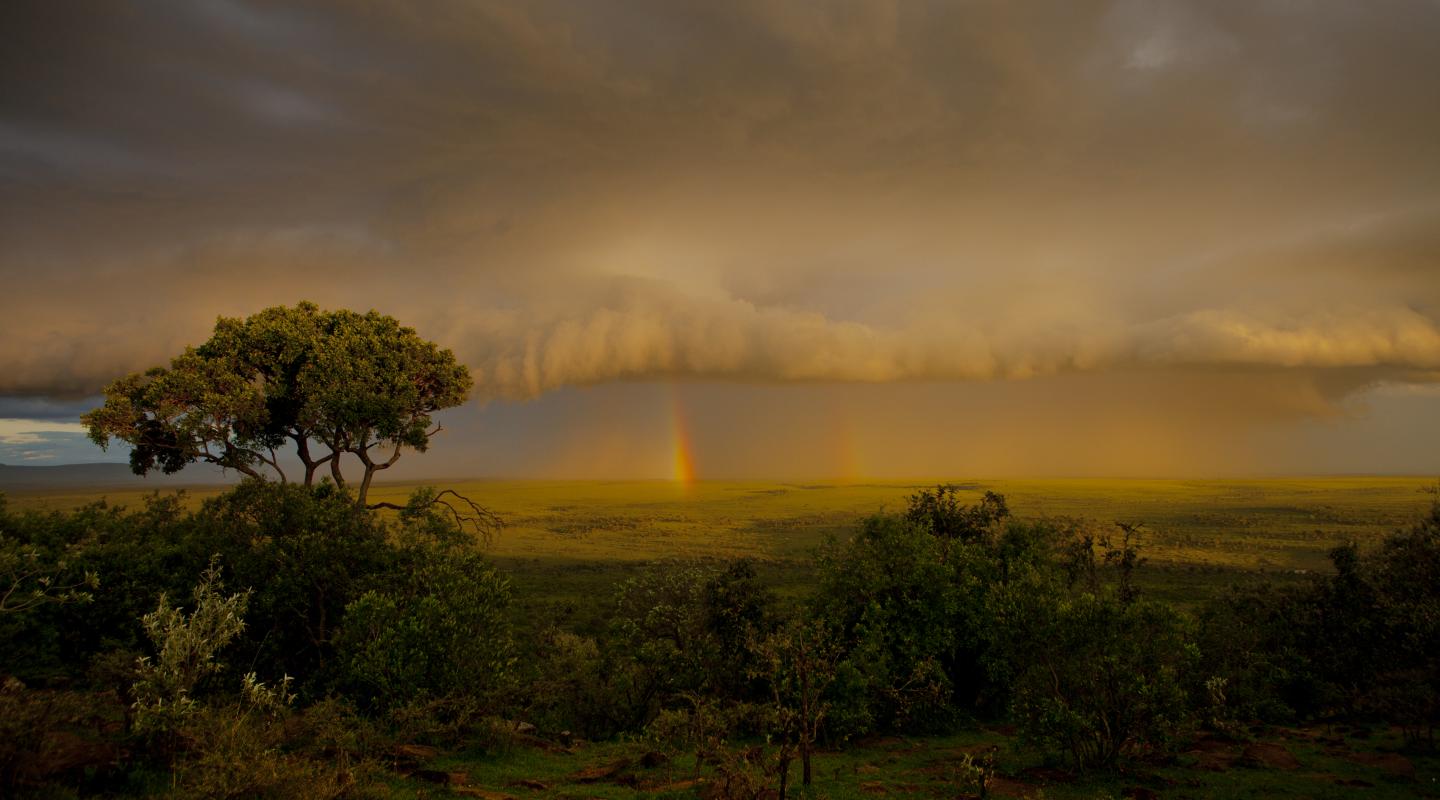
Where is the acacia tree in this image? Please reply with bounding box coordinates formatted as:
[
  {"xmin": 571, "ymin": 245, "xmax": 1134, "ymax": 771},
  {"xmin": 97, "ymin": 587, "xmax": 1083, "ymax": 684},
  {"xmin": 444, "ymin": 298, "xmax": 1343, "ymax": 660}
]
[{"xmin": 83, "ymin": 302, "xmax": 472, "ymax": 506}]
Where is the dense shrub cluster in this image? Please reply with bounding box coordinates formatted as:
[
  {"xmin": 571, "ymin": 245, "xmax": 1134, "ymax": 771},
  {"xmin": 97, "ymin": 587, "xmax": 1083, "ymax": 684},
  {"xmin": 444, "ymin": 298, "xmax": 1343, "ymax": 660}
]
[
  {"xmin": 1195, "ymin": 503, "xmax": 1440, "ymax": 748},
  {"xmin": 2, "ymin": 481, "xmax": 1438, "ymax": 796}
]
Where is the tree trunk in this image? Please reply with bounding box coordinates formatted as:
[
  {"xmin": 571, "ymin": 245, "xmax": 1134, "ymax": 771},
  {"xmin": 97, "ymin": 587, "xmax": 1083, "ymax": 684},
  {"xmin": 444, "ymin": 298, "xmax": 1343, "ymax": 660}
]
[
  {"xmin": 330, "ymin": 451, "xmax": 346, "ymax": 487},
  {"xmin": 357, "ymin": 464, "xmax": 377, "ymax": 506}
]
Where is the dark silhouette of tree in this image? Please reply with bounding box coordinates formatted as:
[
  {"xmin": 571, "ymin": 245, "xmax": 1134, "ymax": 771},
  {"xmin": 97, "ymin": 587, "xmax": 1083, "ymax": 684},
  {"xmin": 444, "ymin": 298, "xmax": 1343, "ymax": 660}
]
[
  {"xmin": 904, "ymin": 484, "xmax": 1010, "ymax": 543},
  {"xmin": 83, "ymin": 302, "xmax": 472, "ymax": 507}
]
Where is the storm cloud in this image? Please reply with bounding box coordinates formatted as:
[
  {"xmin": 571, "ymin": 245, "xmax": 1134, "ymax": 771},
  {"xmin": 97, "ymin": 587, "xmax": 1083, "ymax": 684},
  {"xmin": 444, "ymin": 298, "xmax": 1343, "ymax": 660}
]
[{"xmin": 2, "ymin": 0, "xmax": 1439, "ymax": 474}]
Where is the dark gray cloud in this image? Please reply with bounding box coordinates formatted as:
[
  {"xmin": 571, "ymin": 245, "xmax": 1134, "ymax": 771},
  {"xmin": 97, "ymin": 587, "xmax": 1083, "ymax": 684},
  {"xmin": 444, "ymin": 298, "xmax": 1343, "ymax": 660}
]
[{"xmin": 2, "ymin": 1, "xmax": 1438, "ymax": 452}]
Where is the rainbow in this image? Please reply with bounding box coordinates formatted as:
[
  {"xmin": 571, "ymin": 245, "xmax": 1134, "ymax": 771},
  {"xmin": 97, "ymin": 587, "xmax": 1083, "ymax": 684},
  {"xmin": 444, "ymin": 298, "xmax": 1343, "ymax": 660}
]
[{"xmin": 669, "ymin": 385, "xmax": 697, "ymax": 486}]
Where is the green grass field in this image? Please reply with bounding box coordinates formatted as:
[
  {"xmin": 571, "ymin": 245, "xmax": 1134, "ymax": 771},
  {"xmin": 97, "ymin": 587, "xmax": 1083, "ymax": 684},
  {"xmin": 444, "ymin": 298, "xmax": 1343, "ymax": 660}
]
[
  {"xmin": 9, "ymin": 476, "xmax": 1437, "ymax": 622},
  {"xmin": 16, "ymin": 477, "xmax": 1432, "ymax": 567}
]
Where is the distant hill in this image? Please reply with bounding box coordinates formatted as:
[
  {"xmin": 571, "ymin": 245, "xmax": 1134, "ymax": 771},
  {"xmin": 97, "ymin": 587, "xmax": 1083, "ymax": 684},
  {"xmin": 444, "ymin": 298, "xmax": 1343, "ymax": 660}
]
[{"xmin": 0, "ymin": 462, "xmax": 232, "ymax": 490}]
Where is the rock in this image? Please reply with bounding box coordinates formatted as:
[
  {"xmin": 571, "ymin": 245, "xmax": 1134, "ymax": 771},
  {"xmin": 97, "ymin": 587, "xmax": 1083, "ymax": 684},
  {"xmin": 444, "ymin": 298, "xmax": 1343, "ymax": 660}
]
[
  {"xmin": 514, "ymin": 721, "xmax": 538, "ymax": 735},
  {"xmin": 557, "ymin": 730, "xmax": 574, "ymax": 746},
  {"xmin": 1240, "ymin": 742, "xmax": 1301, "ymax": 770}
]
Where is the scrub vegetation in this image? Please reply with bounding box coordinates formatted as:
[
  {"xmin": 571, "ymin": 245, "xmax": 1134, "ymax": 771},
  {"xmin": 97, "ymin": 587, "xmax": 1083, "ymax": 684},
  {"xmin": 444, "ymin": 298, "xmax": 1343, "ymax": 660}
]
[{"xmin": 2, "ymin": 479, "xmax": 1438, "ymax": 798}]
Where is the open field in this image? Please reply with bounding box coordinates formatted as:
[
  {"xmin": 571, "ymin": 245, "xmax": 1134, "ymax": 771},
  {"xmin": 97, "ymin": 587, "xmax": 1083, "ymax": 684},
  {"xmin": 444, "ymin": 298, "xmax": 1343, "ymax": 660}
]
[
  {"xmin": 8, "ymin": 476, "xmax": 1436, "ymax": 621},
  {"xmin": 11, "ymin": 477, "xmax": 1435, "ymax": 569}
]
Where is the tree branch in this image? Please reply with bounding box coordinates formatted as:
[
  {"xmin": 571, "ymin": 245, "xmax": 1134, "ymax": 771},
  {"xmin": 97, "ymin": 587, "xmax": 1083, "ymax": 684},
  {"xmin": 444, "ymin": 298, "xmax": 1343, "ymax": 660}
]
[{"xmin": 367, "ymin": 489, "xmax": 504, "ymax": 544}]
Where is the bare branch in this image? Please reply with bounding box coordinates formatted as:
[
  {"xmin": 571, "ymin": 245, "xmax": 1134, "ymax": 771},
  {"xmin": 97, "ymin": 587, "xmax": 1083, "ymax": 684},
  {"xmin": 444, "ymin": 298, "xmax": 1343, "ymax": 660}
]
[{"xmin": 367, "ymin": 489, "xmax": 504, "ymax": 545}]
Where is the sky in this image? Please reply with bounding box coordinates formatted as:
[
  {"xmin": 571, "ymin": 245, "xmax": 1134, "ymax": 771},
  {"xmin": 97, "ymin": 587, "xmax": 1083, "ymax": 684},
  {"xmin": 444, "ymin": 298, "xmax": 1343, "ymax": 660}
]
[{"xmin": 2, "ymin": 0, "xmax": 1439, "ymax": 479}]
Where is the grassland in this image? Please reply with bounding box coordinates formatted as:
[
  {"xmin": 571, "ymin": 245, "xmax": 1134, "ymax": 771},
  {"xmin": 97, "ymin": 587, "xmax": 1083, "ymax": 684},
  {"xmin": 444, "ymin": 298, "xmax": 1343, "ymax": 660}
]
[
  {"xmin": 8, "ymin": 476, "xmax": 1436, "ymax": 623},
  {"xmin": 15, "ymin": 477, "xmax": 1432, "ymax": 566}
]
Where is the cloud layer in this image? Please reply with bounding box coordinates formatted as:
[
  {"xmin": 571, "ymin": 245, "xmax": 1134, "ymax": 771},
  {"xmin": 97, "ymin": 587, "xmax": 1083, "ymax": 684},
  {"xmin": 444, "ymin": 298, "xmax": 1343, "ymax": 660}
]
[{"xmin": 3, "ymin": 0, "xmax": 1439, "ymax": 414}]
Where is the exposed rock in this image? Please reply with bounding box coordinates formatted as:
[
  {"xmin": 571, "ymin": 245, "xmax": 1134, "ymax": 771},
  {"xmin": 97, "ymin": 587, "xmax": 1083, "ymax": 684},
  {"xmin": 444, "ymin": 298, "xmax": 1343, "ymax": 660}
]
[{"xmin": 514, "ymin": 721, "xmax": 538, "ymax": 735}]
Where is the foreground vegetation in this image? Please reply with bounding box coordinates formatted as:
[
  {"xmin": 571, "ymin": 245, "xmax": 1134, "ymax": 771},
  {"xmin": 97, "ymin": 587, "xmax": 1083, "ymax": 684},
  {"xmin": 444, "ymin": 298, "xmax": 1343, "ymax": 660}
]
[{"xmin": 2, "ymin": 478, "xmax": 1438, "ymax": 798}]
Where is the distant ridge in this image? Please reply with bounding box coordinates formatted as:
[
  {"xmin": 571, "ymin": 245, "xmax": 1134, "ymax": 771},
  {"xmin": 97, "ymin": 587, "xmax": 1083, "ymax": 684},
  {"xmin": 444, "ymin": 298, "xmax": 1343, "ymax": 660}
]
[{"xmin": 0, "ymin": 462, "xmax": 232, "ymax": 490}]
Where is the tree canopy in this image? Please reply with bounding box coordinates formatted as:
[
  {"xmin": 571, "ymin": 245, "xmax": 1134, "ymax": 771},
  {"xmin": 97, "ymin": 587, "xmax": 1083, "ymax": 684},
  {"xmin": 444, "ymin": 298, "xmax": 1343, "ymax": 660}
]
[{"xmin": 83, "ymin": 302, "xmax": 472, "ymax": 504}]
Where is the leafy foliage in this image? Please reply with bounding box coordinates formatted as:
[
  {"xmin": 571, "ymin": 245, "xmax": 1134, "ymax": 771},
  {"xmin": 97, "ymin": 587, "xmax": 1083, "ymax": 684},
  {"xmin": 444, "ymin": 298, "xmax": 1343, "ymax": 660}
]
[
  {"xmin": 1004, "ymin": 593, "xmax": 1195, "ymax": 770},
  {"xmin": 905, "ymin": 485, "xmax": 1010, "ymax": 543},
  {"xmin": 83, "ymin": 302, "xmax": 472, "ymax": 503},
  {"xmin": 131, "ymin": 561, "xmax": 250, "ymax": 735},
  {"xmin": 334, "ymin": 547, "xmax": 512, "ymax": 711}
]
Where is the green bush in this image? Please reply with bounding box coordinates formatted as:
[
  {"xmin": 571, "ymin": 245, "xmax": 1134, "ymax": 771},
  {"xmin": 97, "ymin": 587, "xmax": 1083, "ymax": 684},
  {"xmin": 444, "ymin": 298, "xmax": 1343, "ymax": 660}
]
[
  {"xmin": 334, "ymin": 548, "xmax": 512, "ymax": 711},
  {"xmin": 814, "ymin": 514, "xmax": 967, "ymax": 733},
  {"xmin": 1007, "ymin": 593, "xmax": 1196, "ymax": 771}
]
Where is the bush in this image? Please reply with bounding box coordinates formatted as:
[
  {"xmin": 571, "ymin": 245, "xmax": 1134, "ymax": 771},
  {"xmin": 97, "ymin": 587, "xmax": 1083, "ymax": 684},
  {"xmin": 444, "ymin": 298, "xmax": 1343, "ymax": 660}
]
[
  {"xmin": 334, "ymin": 547, "xmax": 512, "ymax": 711},
  {"xmin": 131, "ymin": 561, "xmax": 251, "ymax": 738},
  {"xmin": 814, "ymin": 514, "xmax": 963, "ymax": 734},
  {"xmin": 1007, "ymin": 593, "xmax": 1196, "ymax": 771},
  {"xmin": 904, "ymin": 485, "xmax": 1009, "ymax": 543}
]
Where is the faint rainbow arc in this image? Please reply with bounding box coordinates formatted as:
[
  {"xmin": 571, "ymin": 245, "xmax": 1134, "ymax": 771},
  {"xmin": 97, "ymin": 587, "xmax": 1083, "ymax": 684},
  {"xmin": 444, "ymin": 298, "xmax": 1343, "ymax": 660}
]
[{"xmin": 669, "ymin": 385, "xmax": 697, "ymax": 486}]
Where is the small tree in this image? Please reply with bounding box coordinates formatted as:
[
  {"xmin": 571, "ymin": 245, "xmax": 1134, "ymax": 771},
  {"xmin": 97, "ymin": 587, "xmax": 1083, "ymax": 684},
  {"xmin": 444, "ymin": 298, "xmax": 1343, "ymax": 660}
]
[
  {"xmin": 753, "ymin": 617, "xmax": 842, "ymax": 796},
  {"xmin": 905, "ymin": 485, "xmax": 1009, "ymax": 544}
]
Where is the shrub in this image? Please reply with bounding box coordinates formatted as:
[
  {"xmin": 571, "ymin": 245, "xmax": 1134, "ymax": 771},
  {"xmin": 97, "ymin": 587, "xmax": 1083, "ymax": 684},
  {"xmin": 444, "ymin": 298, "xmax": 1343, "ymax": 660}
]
[
  {"xmin": 904, "ymin": 485, "xmax": 1010, "ymax": 543},
  {"xmin": 334, "ymin": 548, "xmax": 512, "ymax": 711},
  {"xmin": 814, "ymin": 514, "xmax": 970, "ymax": 733},
  {"xmin": 1007, "ymin": 593, "xmax": 1196, "ymax": 771},
  {"xmin": 131, "ymin": 561, "xmax": 250, "ymax": 737}
]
